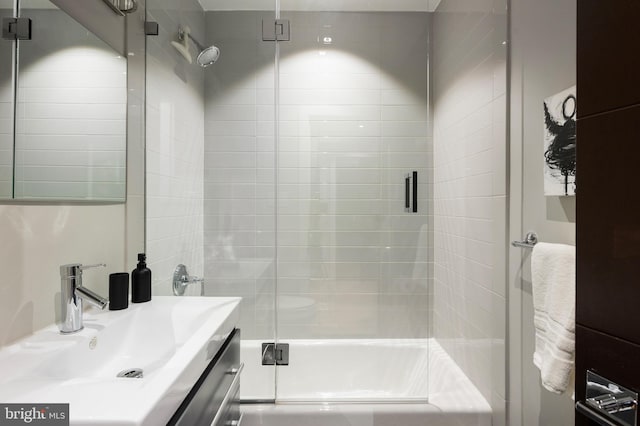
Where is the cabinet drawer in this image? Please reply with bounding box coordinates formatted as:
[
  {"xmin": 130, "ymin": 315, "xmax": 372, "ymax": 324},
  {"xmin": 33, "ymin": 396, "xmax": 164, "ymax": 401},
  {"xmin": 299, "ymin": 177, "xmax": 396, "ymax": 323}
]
[
  {"xmin": 169, "ymin": 329, "xmax": 241, "ymax": 426},
  {"xmin": 211, "ymin": 371, "xmax": 241, "ymax": 426}
]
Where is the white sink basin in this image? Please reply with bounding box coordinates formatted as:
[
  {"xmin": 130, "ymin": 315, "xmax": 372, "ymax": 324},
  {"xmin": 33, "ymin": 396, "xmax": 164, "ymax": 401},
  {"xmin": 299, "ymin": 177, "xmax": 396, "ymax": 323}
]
[{"xmin": 0, "ymin": 296, "xmax": 240, "ymax": 425}]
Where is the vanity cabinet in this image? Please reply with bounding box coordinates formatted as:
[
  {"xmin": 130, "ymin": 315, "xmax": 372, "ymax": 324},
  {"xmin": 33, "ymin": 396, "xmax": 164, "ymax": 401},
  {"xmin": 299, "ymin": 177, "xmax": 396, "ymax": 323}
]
[{"xmin": 169, "ymin": 329, "xmax": 242, "ymax": 426}]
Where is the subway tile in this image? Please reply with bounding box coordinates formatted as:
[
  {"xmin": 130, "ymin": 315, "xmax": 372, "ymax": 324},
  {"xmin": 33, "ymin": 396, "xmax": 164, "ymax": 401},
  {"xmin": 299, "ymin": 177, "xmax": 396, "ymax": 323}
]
[
  {"xmin": 383, "ymin": 152, "xmax": 432, "ymax": 168},
  {"xmin": 204, "ymin": 152, "xmax": 256, "ymax": 168},
  {"xmin": 279, "ymin": 89, "xmax": 381, "ymax": 106},
  {"xmin": 309, "ymin": 137, "xmax": 381, "ymax": 153},
  {"xmin": 204, "ymin": 136, "xmax": 256, "ymax": 152},
  {"xmin": 381, "ymin": 121, "xmax": 430, "ymax": 137},
  {"xmin": 19, "ymin": 166, "xmax": 124, "ymax": 183},
  {"xmin": 382, "ymin": 89, "xmax": 425, "ymax": 106},
  {"xmin": 279, "ymin": 72, "xmax": 381, "ymax": 90},
  {"xmin": 23, "ymin": 103, "xmax": 126, "ymax": 120},
  {"xmin": 206, "ymin": 105, "xmax": 256, "ymax": 121},
  {"xmin": 17, "ymin": 119, "xmax": 125, "ymax": 136},
  {"xmin": 19, "ymin": 70, "xmax": 125, "ymax": 89},
  {"xmin": 205, "ymin": 120, "xmax": 257, "ymax": 136},
  {"xmin": 382, "ymin": 105, "xmax": 429, "ymax": 122},
  {"xmin": 210, "ymin": 88, "xmax": 257, "ymax": 105},
  {"xmin": 282, "ymin": 105, "xmax": 382, "ymax": 121},
  {"xmin": 279, "ymin": 51, "xmax": 380, "ymax": 75},
  {"xmin": 17, "ymin": 150, "xmax": 125, "ymax": 168},
  {"xmin": 21, "ymin": 87, "xmax": 126, "ymax": 104},
  {"xmin": 309, "ymin": 120, "xmax": 382, "ymax": 137}
]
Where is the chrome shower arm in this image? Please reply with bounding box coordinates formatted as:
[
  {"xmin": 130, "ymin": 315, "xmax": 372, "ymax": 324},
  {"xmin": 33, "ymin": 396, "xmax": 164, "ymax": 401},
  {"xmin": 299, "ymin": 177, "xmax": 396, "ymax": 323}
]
[
  {"xmin": 177, "ymin": 27, "xmax": 206, "ymax": 52},
  {"xmin": 187, "ymin": 33, "xmax": 206, "ymax": 52}
]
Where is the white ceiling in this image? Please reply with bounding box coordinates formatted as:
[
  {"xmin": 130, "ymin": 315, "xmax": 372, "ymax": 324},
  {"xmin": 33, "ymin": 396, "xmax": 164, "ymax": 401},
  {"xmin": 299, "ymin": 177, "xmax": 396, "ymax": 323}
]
[
  {"xmin": 23, "ymin": 0, "xmax": 58, "ymax": 8},
  {"xmin": 198, "ymin": 0, "xmax": 441, "ymax": 12}
]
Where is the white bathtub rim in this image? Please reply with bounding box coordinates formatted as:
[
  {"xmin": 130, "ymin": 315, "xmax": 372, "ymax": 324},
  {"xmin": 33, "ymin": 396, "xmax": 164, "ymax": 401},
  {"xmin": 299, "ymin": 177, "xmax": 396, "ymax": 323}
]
[
  {"xmin": 240, "ymin": 338, "xmax": 491, "ymax": 415},
  {"xmin": 272, "ymin": 397, "xmax": 431, "ymax": 404},
  {"xmin": 240, "ymin": 402, "xmax": 492, "ymax": 426}
]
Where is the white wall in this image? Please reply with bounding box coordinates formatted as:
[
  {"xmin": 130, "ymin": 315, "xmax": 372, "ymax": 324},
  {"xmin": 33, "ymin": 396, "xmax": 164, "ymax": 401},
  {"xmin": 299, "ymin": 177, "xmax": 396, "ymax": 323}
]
[
  {"xmin": 432, "ymin": 0, "xmax": 508, "ymax": 424},
  {"xmin": 203, "ymin": 11, "xmax": 432, "ymax": 341},
  {"xmin": 508, "ymin": 0, "xmax": 576, "ymax": 424},
  {"xmin": 0, "ymin": 2, "xmax": 146, "ymax": 347},
  {"xmin": 0, "ymin": 205, "xmax": 126, "ymax": 345},
  {"xmin": 145, "ymin": 0, "xmax": 205, "ymax": 295}
]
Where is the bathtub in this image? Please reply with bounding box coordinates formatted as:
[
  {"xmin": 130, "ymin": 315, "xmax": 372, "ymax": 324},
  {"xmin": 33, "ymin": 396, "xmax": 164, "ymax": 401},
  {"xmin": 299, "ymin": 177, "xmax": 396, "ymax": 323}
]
[{"xmin": 239, "ymin": 338, "xmax": 492, "ymax": 426}]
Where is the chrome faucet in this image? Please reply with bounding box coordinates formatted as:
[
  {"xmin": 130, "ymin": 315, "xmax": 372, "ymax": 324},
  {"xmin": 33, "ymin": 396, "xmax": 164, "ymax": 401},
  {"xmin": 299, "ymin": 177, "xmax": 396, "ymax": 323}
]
[{"xmin": 59, "ymin": 263, "xmax": 109, "ymax": 334}]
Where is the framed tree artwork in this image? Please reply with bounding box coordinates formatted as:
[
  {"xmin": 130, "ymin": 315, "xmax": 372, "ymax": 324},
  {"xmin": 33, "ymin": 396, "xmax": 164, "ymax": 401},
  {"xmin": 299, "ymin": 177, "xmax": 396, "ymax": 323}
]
[{"xmin": 543, "ymin": 86, "xmax": 577, "ymax": 196}]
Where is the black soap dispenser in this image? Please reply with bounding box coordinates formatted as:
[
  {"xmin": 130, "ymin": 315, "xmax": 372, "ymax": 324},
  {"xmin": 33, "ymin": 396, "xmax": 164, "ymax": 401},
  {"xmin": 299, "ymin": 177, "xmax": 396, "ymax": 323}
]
[{"xmin": 132, "ymin": 253, "xmax": 152, "ymax": 303}]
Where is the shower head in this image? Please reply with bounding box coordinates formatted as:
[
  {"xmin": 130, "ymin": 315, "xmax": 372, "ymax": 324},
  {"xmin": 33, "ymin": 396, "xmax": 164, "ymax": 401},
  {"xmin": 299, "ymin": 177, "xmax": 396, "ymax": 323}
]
[
  {"xmin": 171, "ymin": 26, "xmax": 220, "ymax": 68},
  {"xmin": 196, "ymin": 45, "xmax": 220, "ymax": 67},
  {"xmin": 102, "ymin": 0, "xmax": 137, "ymax": 15}
]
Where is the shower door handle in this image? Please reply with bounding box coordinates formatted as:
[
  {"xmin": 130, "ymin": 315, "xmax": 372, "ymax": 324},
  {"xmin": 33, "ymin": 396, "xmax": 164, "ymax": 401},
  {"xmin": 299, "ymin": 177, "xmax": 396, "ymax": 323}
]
[
  {"xmin": 412, "ymin": 171, "xmax": 418, "ymax": 213},
  {"xmin": 405, "ymin": 172, "xmax": 418, "ymax": 213},
  {"xmin": 405, "ymin": 175, "xmax": 410, "ymax": 211}
]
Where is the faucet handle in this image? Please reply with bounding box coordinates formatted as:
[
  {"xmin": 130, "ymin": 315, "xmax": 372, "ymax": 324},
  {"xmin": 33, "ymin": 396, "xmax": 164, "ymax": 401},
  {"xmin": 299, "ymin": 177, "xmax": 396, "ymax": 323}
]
[
  {"xmin": 79, "ymin": 263, "xmax": 107, "ymax": 271},
  {"xmin": 60, "ymin": 263, "xmax": 106, "ymax": 278}
]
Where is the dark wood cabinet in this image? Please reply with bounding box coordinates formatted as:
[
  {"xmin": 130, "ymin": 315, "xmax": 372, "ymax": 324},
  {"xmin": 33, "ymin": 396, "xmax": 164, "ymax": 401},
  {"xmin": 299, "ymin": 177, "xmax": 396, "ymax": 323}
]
[
  {"xmin": 576, "ymin": 106, "xmax": 640, "ymax": 343},
  {"xmin": 576, "ymin": 2, "xmax": 640, "ymax": 424},
  {"xmin": 578, "ymin": 0, "xmax": 640, "ymax": 117}
]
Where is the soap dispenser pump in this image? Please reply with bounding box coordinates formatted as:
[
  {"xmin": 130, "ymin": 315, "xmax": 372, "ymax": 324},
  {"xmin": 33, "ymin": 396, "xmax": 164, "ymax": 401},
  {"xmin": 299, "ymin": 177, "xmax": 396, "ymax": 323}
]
[{"xmin": 132, "ymin": 253, "xmax": 152, "ymax": 303}]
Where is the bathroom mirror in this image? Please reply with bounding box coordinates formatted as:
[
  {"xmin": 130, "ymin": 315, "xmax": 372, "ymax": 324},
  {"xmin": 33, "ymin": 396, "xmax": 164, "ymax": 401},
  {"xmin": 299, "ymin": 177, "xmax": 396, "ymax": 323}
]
[{"xmin": 0, "ymin": 0, "xmax": 127, "ymax": 201}]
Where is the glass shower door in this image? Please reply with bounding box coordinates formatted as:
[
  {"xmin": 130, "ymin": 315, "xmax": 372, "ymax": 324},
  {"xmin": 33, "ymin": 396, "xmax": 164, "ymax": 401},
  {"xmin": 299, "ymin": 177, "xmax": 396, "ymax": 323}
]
[
  {"xmin": 201, "ymin": 6, "xmax": 279, "ymax": 402},
  {"xmin": 145, "ymin": 0, "xmax": 431, "ymax": 404},
  {"xmin": 274, "ymin": 5, "xmax": 432, "ymax": 402},
  {"xmin": 144, "ymin": 0, "xmax": 278, "ymax": 402}
]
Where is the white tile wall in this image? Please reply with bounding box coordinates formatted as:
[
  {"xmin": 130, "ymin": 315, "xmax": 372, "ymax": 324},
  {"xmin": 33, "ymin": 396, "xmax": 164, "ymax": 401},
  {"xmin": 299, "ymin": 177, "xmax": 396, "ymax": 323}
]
[
  {"xmin": 12, "ymin": 9, "xmax": 127, "ymax": 201},
  {"xmin": 204, "ymin": 11, "xmax": 432, "ymax": 341},
  {"xmin": 145, "ymin": 0, "xmax": 205, "ymax": 296},
  {"xmin": 432, "ymin": 0, "xmax": 507, "ymax": 422}
]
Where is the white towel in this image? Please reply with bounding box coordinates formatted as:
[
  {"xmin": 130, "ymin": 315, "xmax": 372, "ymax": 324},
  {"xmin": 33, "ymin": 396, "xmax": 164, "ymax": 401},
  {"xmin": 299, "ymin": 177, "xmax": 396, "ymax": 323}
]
[{"xmin": 531, "ymin": 242, "xmax": 576, "ymax": 394}]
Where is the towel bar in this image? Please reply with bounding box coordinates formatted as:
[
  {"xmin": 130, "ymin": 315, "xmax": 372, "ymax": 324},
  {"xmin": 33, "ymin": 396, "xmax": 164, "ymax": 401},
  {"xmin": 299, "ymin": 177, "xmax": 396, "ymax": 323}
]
[{"xmin": 511, "ymin": 232, "xmax": 538, "ymax": 249}]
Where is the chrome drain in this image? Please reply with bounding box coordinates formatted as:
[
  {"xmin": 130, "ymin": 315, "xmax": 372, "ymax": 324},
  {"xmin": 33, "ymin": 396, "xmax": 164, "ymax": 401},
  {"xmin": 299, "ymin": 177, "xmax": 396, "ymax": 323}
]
[{"xmin": 117, "ymin": 368, "xmax": 143, "ymax": 379}]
